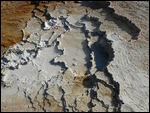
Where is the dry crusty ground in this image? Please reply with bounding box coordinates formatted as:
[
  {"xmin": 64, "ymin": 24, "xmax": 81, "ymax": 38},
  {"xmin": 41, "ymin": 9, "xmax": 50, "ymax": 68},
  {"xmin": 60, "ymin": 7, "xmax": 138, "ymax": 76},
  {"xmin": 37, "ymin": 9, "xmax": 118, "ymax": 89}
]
[
  {"xmin": 109, "ymin": 1, "xmax": 149, "ymax": 70},
  {"xmin": 2, "ymin": 1, "xmax": 148, "ymax": 70},
  {"xmin": 1, "ymin": 1, "xmax": 149, "ymax": 52},
  {"xmin": 1, "ymin": 1, "xmax": 69, "ymax": 54},
  {"xmin": 110, "ymin": 1, "xmax": 149, "ymax": 41},
  {"xmin": 1, "ymin": 1, "xmax": 149, "ymax": 112}
]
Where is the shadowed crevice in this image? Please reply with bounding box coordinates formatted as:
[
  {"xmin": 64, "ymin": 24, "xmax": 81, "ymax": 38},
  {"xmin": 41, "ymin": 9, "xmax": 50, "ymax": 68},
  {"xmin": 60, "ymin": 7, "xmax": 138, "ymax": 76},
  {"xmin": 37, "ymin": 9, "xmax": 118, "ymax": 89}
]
[{"xmin": 80, "ymin": 1, "xmax": 140, "ymax": 40}]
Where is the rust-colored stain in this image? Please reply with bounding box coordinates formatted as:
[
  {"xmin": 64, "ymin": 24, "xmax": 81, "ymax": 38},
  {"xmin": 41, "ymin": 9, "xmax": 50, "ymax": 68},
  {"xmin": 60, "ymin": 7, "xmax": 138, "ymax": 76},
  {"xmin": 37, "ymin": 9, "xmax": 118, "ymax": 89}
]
[
  {"xmin": 1, "ymin": 1, "xmax": 73, "ymax": 53},
  {"xmin": 1, "ymin": 1, "xmax": 34, "ymax": 52},
  {"xmin": 72, "ymin": 76, "xmax": 85, "ymax": 94},
  {"xmin": 67, "ymin": 9, "xmax": 76, "ymax": 14},
  {"xmin": 98, "ymin": 83, "xmax": 112, "ymax": 97}
]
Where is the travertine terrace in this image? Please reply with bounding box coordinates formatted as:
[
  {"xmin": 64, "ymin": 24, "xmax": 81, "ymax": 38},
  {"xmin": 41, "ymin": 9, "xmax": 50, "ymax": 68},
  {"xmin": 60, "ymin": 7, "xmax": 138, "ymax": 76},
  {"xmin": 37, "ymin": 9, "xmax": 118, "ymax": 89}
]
[{"xmin": 1, "ymin": 1, "xmax": 149, "ymax": 112}]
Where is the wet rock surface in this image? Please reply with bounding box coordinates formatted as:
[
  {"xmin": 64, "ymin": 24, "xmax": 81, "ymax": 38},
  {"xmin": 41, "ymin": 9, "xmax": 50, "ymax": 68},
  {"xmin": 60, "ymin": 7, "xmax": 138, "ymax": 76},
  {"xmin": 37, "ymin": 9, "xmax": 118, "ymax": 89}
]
[{"xmin": 1, "ymin": 1, "xmax": 149, "ymax": 112}]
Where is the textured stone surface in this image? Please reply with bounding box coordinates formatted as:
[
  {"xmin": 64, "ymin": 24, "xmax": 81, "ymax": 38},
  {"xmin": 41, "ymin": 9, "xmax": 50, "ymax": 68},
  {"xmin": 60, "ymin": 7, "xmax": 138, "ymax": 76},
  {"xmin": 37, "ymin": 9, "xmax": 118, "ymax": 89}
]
[
  {"xmin": 1, "ymin": 1, "xmax": 34, "ymax": 54},
  {"xmin": 1, "ymin": 1, "xmax": 149, "ymax": 112}
]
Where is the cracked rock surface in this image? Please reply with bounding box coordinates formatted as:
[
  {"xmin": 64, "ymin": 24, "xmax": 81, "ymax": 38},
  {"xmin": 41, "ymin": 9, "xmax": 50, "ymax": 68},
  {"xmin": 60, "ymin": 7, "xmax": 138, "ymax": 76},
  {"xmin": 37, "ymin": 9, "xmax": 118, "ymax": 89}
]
[{"xmin": 1, "ymin": 1, "xmax": 149, "ymax": 112}]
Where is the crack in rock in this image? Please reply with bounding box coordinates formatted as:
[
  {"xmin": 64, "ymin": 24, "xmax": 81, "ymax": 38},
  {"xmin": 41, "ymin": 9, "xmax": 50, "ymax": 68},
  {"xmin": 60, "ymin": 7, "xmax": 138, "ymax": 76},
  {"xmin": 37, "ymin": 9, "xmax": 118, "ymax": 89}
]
[
  {"xmin": 59, "ymin": 86, "xmax": 69, "ymax": 112},
  {"xmin": 1, "ymin": 1, "xmax": 147, "ymax": 112}
]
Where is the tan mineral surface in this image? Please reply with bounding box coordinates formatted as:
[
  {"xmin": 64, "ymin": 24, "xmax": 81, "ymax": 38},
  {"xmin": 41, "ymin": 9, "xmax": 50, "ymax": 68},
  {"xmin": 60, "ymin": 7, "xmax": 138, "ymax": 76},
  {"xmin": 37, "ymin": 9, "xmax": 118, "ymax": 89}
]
[{"xmin": 1, "ymin": 1, "xmax": 149, "ymax": 112}]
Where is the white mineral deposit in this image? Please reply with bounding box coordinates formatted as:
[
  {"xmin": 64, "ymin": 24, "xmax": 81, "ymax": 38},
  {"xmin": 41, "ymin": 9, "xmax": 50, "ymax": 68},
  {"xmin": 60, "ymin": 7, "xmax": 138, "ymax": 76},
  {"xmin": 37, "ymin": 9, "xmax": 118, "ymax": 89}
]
[{"xmin": 1, "ymin": 1, "xmax": 149, "ymax": 112}]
